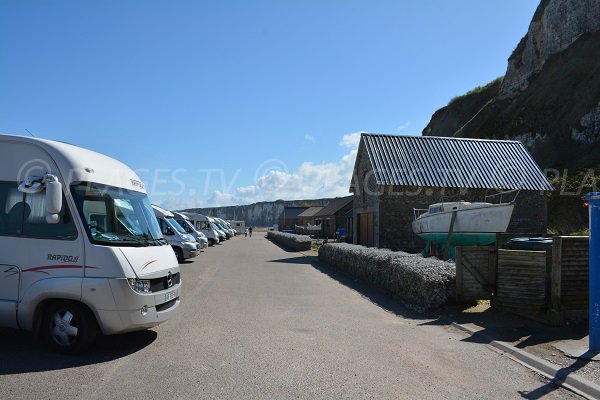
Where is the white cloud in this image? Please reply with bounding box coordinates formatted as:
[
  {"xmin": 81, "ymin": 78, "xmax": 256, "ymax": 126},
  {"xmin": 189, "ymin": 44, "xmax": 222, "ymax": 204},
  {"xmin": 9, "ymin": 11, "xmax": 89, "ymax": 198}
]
[
  {"xmin": 339, "ymin": 131, "xmax": 364, "ymax": 148},
  {"xmin": 304, "ymin": 134, "xmax": 316, "ymax": 144},
  {"xmin": 208, "ymin": 191, "xmax": 235, "ymax": 206},
  {"xmin": 155, "ymin": 196, "xmax": 205, "ymax": 211},
  {"xmin": 205, "ymin": 132, "xmax": 362, "ymax": 207},
  {"xmin": 396, "ymin": 121, "xmax": 411, "ymax": 132}
]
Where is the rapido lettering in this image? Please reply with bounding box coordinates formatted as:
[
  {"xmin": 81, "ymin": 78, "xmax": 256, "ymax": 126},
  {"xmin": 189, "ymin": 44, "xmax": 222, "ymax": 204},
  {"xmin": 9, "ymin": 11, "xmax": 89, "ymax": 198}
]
[{"xmin": 47, "ymin": 254, "xmax": 80, "ymax": 263}]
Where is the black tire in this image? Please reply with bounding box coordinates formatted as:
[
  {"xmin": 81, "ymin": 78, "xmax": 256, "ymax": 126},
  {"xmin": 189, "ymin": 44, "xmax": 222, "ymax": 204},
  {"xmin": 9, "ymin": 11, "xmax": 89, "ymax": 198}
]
[
  {"xmin": 42, "ymin": 300, "xmax": 98, "ymax": 355},
  {"xmin": 208, "ymin": 239, "xmax": 215, "ymax": 246},
  {"xmin": 174, "ymin": 247, "xmax": 184, "ymax": 263}
]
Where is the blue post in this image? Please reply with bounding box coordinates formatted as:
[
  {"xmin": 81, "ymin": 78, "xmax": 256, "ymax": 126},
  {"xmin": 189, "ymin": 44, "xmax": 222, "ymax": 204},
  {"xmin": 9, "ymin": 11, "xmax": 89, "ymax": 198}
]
[{"xmin": 586, "ymin": 192, "xmax": 600, "ymax": 352}]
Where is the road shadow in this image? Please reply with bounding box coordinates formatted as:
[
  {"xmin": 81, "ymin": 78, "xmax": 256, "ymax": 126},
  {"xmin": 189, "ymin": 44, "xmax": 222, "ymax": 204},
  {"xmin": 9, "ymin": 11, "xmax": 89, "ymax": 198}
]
[
  {"xmin": 518, "ymin": 351, "xmax": 597, "ymax": 399},
  {"xmin": 268, "ymin": 256, "xmax": 311, "ymax": 265},
  {"xmin": 269, "ymin": 253, "xmax": 431, "ymax": 321},
  {"xmin": 420, "ymin": 305, "xmax": 588, "ymax": 348},
  {"xmin": 0, "ymin": 328, "xmax": 157, "ymax": 375}
]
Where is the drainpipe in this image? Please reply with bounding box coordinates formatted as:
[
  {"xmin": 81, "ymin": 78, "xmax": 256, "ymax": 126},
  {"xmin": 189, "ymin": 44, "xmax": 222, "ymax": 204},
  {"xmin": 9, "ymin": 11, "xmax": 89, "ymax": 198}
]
[{"xmin": 586, "ymin": 192, "xmax": 600, "ymax": 352}]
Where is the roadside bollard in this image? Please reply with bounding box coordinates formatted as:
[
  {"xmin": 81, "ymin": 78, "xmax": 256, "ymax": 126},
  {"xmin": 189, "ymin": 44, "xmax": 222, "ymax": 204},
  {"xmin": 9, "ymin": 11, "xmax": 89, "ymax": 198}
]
[{"xmin": 586, "ymin": 192, "xmax": 600, "ymax": 352}]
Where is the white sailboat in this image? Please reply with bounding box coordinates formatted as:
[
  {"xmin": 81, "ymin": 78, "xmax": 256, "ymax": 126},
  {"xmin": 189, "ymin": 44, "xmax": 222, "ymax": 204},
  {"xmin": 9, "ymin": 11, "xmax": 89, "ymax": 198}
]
[{"xmin": 412, "ymin": 192, "xmax": 517, "ymax": 246}]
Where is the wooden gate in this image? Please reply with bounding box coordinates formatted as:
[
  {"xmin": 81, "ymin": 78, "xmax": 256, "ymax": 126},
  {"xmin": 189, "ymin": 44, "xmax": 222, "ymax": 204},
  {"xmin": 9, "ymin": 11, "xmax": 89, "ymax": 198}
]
[
  {"xmin": 494, "ymin": 249, "xmax": 547, "ymax": 317},
  {"xmin": 455, "ymin": 246, "xmax": 497, "ymax": 301},
  {"xmin": 550, "ymin": 236, "xmax": 589, "ymax": 323}
]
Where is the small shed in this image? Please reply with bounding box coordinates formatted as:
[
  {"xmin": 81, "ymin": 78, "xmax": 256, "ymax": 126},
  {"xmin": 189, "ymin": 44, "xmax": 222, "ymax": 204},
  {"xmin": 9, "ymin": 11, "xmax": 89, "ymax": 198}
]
[
  {"xmin": 313, "ymin": 196, "xmax": 353, "ymax": 238},
  {"xmin": 350, "ymin": 133, "xmax": 553, "ymax": 252}
]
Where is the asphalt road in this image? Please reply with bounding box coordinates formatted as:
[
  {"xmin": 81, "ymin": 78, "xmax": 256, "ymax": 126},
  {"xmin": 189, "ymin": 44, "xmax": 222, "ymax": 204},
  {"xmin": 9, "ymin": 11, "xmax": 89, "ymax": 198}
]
[{"xmin": 0, "ymin": 235, "xmax": 579, "ymax": 399}]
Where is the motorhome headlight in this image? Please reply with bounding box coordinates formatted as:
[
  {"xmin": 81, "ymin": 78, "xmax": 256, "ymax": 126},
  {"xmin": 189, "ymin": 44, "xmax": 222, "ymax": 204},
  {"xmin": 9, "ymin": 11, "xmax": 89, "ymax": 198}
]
[
  {"xmin": 183, "ymin": 242, "xmax": 197, "ymax": 250},
  {"xmin": 128, "ymin": 278, "xmax": 151, "ymax": 293}
]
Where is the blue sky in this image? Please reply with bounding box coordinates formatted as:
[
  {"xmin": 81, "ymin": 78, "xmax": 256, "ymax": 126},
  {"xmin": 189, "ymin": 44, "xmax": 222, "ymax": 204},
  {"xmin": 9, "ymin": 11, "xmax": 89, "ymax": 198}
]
[{"xmin": 0, "ymin": 0, "xmax": 539, "ymax": 209}]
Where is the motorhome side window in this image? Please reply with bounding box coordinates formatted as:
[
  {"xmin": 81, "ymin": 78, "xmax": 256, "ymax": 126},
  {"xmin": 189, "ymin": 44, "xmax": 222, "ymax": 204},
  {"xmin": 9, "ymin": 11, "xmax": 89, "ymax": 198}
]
[
  {"xmin": 0, "ymin": 182, "xmax": 77, "ymax": 239},
  {"xmin": 196, "ymin": 221, "xmax": 209, "ymax": 230},
  {"xmin": 0, "ymin": 183, "xmax": 25, "ymax": 235},
  {"xmin": 158, "ymin": 219, "xmax": 167, "ymax": 234}
]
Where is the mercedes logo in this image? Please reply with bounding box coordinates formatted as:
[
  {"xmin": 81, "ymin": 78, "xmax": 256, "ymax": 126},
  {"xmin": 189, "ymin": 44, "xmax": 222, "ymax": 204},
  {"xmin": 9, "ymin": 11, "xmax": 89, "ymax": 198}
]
[{"xmin": 167, "ymin": 272, "xmax": 173, "ymax": 288}]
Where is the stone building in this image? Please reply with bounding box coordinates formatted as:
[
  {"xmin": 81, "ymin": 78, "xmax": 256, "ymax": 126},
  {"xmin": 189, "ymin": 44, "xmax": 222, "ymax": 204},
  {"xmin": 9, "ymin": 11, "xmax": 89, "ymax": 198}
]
[
  {"xmin": 350, "ymin": 134, "xmax": 553, "ymax": 252},
  {"xmin": 277, "ymin": 207, "xmax": 309, "ymax": 232},
  {"xmin": 312, "ymin": 196, "xmax": 353, "ymax": 238},
  {"xmin": 297, "ymin": 206, "xmax": 323, "ymax": 228}
]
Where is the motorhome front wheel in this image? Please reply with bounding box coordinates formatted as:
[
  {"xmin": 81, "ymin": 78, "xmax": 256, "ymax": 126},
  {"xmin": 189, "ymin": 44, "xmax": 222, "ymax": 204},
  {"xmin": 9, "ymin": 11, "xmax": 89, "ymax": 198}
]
[{"xmin": 43, "ymin": 300, "xmax": 98, "ymax": 354}]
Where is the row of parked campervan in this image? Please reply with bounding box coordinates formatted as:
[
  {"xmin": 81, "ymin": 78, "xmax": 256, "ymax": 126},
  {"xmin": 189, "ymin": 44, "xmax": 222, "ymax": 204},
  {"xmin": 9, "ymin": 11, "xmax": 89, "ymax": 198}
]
[
  {"xmin": 0, "ymin": 134, "xmax": 239, "ymax": 354},
  {"xmin": 151, "ymin": 205, "xmax": 237, "ymax": 262}
]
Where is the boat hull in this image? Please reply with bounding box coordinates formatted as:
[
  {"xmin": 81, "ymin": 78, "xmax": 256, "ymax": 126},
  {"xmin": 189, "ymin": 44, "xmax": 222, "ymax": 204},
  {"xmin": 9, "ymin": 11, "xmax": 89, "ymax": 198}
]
[
  {"xmin": 417, "ymin": 232, "xmax": 497, "ymax": 246},
  {"xmin": 412, "ymin": 203, "xmax": 515, "ymax": 245}
]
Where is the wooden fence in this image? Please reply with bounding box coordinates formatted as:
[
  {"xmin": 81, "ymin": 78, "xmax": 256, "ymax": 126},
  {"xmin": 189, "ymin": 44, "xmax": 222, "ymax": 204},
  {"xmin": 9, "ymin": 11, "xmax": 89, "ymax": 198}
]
[
  {"xmin": 493, "ymin": 249, "xmax": 547, "ymax": 318},
  {"xmin": 455, "ymin": 246, "xmax": 496, "ymax": 301},
  {"xmin": 455, "ymin": 235, "xmax": 590, "ymax": 325},
  {"xmin": 551, "ymin": 236, "xmax": 589, "ymax": 323}
]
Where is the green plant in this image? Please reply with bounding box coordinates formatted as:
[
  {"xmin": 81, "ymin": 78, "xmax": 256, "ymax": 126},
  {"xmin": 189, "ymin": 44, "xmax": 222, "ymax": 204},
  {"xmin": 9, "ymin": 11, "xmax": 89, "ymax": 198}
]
[{"xmin": 448, "ymin": 76, "xmax": 504, "ymax": 105}]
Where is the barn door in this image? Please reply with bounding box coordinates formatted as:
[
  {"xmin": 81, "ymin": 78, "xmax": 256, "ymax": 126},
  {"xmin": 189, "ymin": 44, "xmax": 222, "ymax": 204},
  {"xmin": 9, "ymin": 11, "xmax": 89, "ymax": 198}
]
[{"xmin": 358, "ymin": 213, "xmax": 373, "ymax": 247}]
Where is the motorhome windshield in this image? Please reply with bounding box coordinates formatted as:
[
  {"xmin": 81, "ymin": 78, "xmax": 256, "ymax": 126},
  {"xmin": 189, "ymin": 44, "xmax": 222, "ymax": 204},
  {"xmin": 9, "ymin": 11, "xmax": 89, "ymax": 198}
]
[
  {"xmin": 177, "ymin": 219, "xmax": 195, "ymax": 234},
  {"xmin": 71, "ymin": 182, "xmax": 165, "ymax": 247},
  {"xmin": 166, "ymin": 217, "xmax": 187, "ymax": 235}
]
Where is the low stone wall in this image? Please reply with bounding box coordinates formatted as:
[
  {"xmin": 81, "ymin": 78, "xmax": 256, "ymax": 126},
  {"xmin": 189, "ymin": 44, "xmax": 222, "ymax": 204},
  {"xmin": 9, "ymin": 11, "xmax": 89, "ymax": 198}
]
[
  {"xmin": 318, "ymin": 243, "xmax": 456, "ymax": 312},
  {"xmin": 266, "ymin": 231, "xmax": 312, "ymax": 251}
]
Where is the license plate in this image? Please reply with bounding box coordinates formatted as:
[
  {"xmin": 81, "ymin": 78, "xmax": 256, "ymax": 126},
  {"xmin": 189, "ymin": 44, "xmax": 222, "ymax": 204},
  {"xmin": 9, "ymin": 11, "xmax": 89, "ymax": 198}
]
[{"xmin": 164, "ymin": 289, "xmax": 177, "ymax": 302}]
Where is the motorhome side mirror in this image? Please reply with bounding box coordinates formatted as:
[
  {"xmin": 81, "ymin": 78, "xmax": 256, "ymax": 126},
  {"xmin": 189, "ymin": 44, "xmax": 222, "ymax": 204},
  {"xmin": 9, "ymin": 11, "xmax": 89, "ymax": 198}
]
[
  {"xmin": 17, "ymin": 174, "xmax": 62, "ymax": 224},
  {"xmin": 45, "ymin": 179, "xmax": 62, "ymax": 224}
]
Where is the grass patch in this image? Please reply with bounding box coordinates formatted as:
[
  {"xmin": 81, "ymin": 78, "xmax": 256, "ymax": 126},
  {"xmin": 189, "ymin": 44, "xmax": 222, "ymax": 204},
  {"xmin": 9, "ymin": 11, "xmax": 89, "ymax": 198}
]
[{"xmin": 448, "ymin": 76, "xmax": 504, "ymax": 105}]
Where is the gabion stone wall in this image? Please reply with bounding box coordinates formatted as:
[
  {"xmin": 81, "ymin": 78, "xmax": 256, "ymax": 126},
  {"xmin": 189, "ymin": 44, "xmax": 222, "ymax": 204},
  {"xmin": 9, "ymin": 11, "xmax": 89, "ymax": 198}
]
[
  {"xmin": 318, "ymin": 243, "xmax": 456, "ymax": 312},
  {"xmin": 266, "ymin": 231, "xmax": 312, "ymax": 251}
]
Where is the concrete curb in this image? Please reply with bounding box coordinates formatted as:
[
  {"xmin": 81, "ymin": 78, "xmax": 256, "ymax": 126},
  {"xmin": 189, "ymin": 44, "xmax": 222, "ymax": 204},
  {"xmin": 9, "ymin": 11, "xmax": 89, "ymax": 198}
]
[{"xmin": 451, "ymin": 322, "xmax": 600, "ymax": 400}]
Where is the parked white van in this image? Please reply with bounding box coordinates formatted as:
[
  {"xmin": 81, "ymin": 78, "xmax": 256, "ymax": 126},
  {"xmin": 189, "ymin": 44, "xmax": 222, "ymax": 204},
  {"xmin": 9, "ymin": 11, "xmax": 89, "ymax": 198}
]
[
  {"xmin": 152, "ymin": 205, "xmax": 199, "ymax": 262},
  {"xmin": 228, "ymin": 220, "xmax": 246, "ymax": 235},
  {"xmin": 215, "ymin": 218, "xmax": 235, "ymax": 237},
  {"xmin": 0, "ymin": 135, "xmax": 181, "ymax": 354},
  {"xmin": 172, "ymin": 211, "xmax": 208, "ymax": 250},
  {"xmin": 210, "ymin": 218, "xmax": 228, "ymax": 241},
  {"xmin": 183, "ymin": 213, "xmax": 220, "ymax": 246}
]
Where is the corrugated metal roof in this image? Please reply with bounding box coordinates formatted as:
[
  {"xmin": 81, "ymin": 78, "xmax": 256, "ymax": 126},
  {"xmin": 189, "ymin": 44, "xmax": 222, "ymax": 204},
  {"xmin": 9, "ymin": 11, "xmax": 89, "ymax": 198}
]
[
  {"xmin": 278, "ymin": 207, "xmax": 310, "ymax": 219},
  {"xmin": 360, "ymin": 134, "xmax": 553, "ymax": 191},
  {"xmin": 314, "ymin": 196, "xmax": 353, "ymax": 217},
  {"xmin": 297, "ymin": 206, "xmax": 324, "ymax": 217}
]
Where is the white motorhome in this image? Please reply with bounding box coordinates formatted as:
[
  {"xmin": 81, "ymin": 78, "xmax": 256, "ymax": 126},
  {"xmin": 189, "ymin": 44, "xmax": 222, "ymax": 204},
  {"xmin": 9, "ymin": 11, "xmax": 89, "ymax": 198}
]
[
  {"xmin": 172, "ymin": 211, "xmax": 208, "ymax": 250},
  {"xmin": 210, "ymin": 217, "xmax": 229, "ymax": 240},
  {"xmin": 228, "ymin": 220, "xmax": 246, "ymax": 235},
  {"xmin": 182, "ymin": 213, "xmax": 220, "ymax": 246},
  {"xmin": 0, "ymin": 135, "xmax": 181, "ymax": 354},
  {"xmin": 152, "ymin": 205, "xmax": 199, "ymax": 262},
  {"xmin": 215, "ymin": 218, "xmax": 235, "ymax": 237}
]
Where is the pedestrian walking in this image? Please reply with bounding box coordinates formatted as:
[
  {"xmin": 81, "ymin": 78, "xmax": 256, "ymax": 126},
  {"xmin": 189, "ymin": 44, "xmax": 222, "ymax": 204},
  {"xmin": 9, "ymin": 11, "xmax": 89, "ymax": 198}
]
[{"xmin": 249, "ymin": 226, "xmax": 253, "ymax": 237}]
